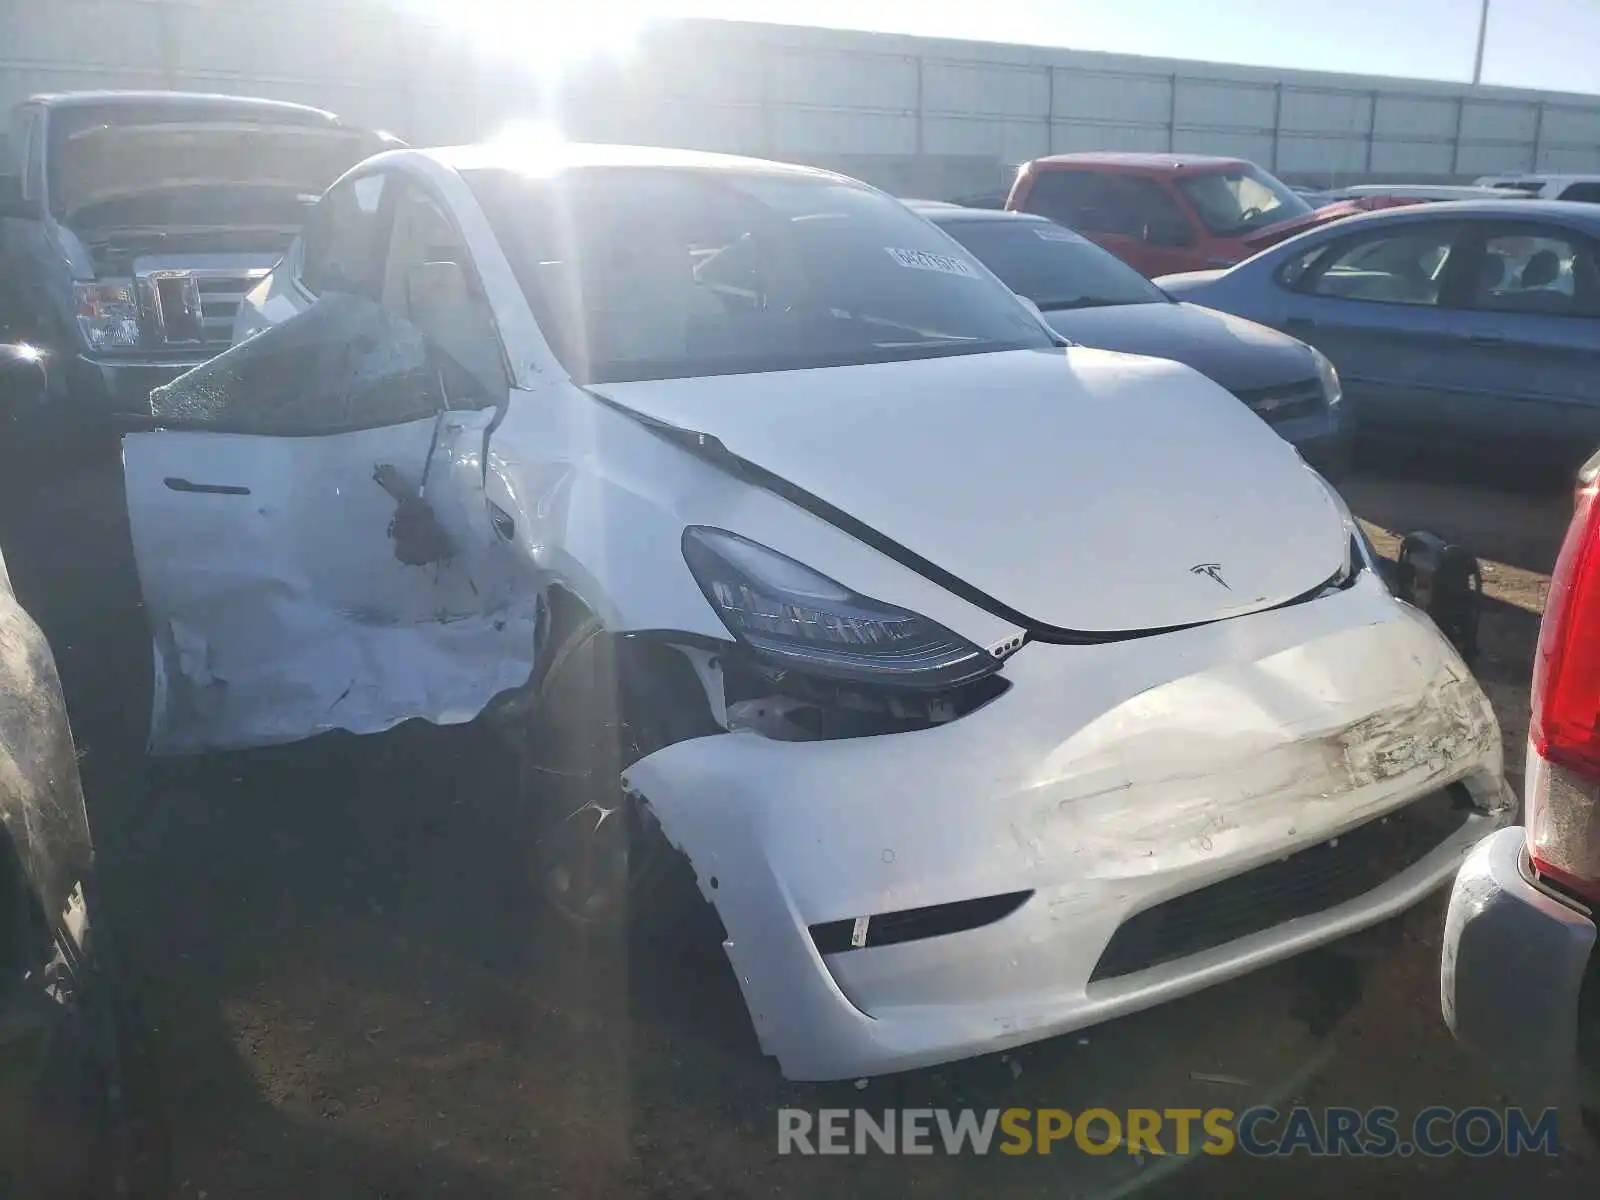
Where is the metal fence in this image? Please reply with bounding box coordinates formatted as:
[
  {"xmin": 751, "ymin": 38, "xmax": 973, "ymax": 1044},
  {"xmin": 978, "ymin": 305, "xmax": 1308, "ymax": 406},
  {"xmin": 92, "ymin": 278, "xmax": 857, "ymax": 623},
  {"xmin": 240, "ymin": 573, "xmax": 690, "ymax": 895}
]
[{"xmin": 6, "ymin": 3, "xmax": 1600, "ymax": 197}]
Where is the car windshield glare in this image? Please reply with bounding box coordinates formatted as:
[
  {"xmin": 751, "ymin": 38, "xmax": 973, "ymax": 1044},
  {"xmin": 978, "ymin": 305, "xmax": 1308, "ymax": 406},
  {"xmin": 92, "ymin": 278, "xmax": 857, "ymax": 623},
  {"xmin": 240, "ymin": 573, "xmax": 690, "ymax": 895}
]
[
  {"xmin": 937, "ymin": 218, "xmax": 1167, "ymax": 310},
  {"xmin": 465, "ymin": 166, "xmax": 1054, "ymax": 383},
  {"xmin": 1177, "ymin": 165, "xmax": 1311, "ymax": 236}
]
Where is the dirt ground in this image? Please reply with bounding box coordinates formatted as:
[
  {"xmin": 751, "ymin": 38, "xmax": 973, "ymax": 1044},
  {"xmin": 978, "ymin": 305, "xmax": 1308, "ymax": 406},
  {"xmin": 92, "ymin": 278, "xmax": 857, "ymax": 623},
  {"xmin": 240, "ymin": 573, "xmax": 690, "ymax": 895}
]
[{"xmin": 1, "ymin": 449, "xmax": 1593, "ymax": 1199}]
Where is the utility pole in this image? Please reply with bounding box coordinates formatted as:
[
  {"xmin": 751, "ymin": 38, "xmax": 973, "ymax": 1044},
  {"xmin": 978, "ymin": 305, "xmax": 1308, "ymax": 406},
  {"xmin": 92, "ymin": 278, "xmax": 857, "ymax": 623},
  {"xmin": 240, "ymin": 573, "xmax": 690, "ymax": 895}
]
[{"xmin": 1471, "ymin": 0, "xmax": 1490, "ymax": 85}]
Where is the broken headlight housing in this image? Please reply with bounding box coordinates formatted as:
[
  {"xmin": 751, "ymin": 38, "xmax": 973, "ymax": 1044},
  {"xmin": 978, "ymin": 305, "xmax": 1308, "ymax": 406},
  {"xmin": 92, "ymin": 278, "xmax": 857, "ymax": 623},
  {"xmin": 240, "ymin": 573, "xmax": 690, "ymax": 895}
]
[
  {"xmin": 73, "ymin": 281, "xmax": 141, "ymax": 350},
  {"xmin": 682, "ymin": 526, "xmax": 1000, "ymax": 691}
]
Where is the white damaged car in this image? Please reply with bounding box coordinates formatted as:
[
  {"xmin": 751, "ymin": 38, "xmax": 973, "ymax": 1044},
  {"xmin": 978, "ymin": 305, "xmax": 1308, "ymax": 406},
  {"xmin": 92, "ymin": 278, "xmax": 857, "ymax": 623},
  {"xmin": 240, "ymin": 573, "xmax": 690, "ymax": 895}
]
[{"xmin": 126, "ymin": 143, "xmax": 1512, "ymax": 1080}]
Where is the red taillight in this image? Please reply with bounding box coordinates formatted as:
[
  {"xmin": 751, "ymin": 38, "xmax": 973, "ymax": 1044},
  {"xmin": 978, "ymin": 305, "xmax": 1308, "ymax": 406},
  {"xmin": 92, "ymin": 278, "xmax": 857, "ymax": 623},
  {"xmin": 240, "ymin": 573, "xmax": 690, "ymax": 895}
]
[{"xmin": 1528, "ymin": 478, "xmax": 1600, "ymax": 900}]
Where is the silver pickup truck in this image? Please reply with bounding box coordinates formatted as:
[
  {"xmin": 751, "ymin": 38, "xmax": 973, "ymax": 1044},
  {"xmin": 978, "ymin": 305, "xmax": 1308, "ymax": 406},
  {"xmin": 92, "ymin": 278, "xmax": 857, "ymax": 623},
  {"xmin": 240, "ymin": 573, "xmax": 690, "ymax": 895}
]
[{"xmin": 0, "ymin": 90, "xmax": 395, "ymax": 440}]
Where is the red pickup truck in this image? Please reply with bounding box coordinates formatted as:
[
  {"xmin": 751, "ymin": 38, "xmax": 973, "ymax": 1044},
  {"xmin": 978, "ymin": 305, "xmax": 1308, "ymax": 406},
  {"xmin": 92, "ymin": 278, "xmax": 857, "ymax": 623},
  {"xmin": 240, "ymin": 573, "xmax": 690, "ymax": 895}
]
[{"xmin": 1006, "ymin": 153, "xmax": 1408, "ymax": 277}]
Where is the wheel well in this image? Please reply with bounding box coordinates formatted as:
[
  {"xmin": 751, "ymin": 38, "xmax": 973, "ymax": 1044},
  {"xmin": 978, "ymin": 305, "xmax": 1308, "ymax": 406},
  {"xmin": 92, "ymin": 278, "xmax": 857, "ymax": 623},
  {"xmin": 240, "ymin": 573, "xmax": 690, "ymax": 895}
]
[
  {"xmin": 542, "ymin": 585, "xmax": 593, "ymax": 659},
  {"xmin": 537, "ymin": 584, "xmax": 719, "ymax": 745}
]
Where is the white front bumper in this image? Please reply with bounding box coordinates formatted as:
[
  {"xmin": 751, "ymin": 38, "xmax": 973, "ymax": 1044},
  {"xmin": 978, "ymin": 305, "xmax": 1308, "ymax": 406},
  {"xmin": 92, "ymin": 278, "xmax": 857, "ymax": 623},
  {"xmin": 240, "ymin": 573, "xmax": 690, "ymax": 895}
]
[{"xmin": 627, "ymin": 580, "xmax": 1513, "ymax": 1080}]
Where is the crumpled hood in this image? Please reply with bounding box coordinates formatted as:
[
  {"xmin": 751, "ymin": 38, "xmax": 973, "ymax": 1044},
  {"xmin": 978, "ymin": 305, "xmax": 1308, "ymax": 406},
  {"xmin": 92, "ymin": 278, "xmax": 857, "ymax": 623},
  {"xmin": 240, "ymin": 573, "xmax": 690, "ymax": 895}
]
[
  {"xmin": 590, "ymin": 347, "xmax": 1348, "ymax": 633},
  {"xmin": 1043, "ymin": 301, "xmax": 1316, "ymax": 394}
]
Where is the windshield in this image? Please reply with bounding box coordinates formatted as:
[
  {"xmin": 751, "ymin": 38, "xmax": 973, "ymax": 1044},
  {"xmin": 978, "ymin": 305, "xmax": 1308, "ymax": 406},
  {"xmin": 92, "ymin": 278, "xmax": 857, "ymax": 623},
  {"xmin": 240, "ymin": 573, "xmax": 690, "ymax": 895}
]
[
  {"xmin": 1176, "ymin": 165, "xmax": 1311, "ymax": 236},
  {"xmin": 935, "ymin": 217, "xmax": 1167, "ymax": 309},
  {"xmin": 47, "ymin": 106, "xmax": 378, "ymax": 223},
  {"xmin": 467, "ymin": 167, "xmax": 1054, "ymax": 384}
]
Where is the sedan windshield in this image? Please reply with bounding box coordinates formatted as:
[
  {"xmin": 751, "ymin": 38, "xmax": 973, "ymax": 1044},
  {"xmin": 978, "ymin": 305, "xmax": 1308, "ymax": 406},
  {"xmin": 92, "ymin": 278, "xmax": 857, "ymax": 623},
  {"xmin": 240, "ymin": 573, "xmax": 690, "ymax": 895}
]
[
  {"xmin": 466, "ymin": 167, "xmax": 1054, "ymax": 383},
  {"xmin": 1177, "ymin": 165, "xmax": 1312, "ymax": 236},
  {"xmin": 934, "ymin": 217, "xmax": 1168, "ymax": 310}
]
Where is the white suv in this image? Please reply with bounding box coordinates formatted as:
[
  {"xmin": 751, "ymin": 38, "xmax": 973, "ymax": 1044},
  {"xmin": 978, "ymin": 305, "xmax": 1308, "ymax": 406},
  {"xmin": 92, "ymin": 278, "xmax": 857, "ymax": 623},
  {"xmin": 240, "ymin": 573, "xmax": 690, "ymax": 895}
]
[{"xmin": 1474, "ymin": 174, "xmax": 1600, "ymax": 203}]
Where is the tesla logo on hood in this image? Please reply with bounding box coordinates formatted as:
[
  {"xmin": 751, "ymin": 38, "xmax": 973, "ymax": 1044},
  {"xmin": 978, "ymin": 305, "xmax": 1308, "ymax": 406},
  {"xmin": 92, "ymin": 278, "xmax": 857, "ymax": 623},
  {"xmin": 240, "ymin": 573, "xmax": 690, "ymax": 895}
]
[{"xmin": 1190, "ymin": 562, "xmax": 1230, "ymax": 589}]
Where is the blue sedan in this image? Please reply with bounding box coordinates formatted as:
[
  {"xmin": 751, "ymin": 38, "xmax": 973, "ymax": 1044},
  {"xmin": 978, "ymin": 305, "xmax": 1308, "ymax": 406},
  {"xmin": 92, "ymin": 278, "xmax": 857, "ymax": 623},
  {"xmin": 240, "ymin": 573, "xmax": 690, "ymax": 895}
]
[
  {"xmin": 912, "ymin": 205, "xmax": 1347, "ymax": 476},
  {"xmin": 1158, "ymin": 200, "xmax": 1600, "ymax": 466}
]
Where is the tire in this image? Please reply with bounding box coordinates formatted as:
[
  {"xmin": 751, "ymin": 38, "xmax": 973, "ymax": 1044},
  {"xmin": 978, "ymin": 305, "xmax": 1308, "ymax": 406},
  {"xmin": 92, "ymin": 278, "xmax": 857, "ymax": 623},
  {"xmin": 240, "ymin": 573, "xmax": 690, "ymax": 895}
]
[
  {"xmin": 5, "ymin": 874, "xmax": 143, "ymax": 1199},
  {"xmin": 520, "ymin": 618, "xmax": 718, "ymax": 934}
]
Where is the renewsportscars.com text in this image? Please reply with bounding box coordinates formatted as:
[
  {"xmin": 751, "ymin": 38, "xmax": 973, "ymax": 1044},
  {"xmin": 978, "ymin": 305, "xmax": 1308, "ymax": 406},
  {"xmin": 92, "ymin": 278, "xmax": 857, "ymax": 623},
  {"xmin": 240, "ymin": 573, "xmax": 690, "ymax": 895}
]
[{"xmin": 777, "ymin": 1106, "xmax": 1560, "ymax": 1158}]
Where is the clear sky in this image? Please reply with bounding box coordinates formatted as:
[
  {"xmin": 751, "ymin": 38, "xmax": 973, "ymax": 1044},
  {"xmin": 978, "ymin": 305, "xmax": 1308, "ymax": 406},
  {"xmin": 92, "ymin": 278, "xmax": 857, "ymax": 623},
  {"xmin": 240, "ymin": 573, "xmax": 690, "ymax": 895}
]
[{"xmin": 495, "ymin": 0, "xmax": 1600, "ymax": 95}]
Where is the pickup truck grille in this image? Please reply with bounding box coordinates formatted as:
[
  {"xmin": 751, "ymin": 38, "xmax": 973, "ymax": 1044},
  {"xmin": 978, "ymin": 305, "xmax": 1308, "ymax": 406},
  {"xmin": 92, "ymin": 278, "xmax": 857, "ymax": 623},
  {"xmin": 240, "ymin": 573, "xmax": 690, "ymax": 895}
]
[
  {"xmin": 136, "ymin": 265, "xmax": 271, "ymax": 351},
  {"xmin": 1231, "ymin": 379, "xmax": 1323, "ymax": 426}
]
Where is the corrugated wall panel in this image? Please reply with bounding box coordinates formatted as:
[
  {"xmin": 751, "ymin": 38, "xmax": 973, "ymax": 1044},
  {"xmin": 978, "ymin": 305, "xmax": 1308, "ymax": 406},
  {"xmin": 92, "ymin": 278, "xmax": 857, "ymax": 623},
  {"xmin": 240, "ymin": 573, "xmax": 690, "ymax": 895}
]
[
  {"xmin": 8, "ymin": 8, "xmax": 1600, "ymax": 195},
  {"xmin": 923, "ymin": 115, "xmax": 1048, "ymax": 162},
  {"xmin": 768, "ymin": 106, "xmax": 917, "ymax": 156},
  {"xmin": 1373, "ymin": 96, "xmax": 1459, "ymax": 138},
  {"xmin": 1053, "ymin": 71, "xmax": 1171, "ymax": 126},
  {"xmin": 922, "ymin": 61, "xmax": 1048, "ymax": 119},
  {"xmin": 0, "ymin": 1, "xmax": 167, "ymax": 75},
  {"xmin": 1540, "ymin": 145, "xmax": 1600, "ymax": 173},
  {"xmin": 1370, "ymin": 139, "xmax": 1457, "ymax": 175},
  {"xmin": 1277, "ymin": 135, "xmax": 1368, "ymax": 175},
  {"xmin": 1280, "ymin": 89, "xmax": 1371, "ymax": 136},
  {"xmin": 1175, "ymin": 79, "xmax": 1276, "ymax": 130},
  {"xmin": 572, "ymin": 101, "xmax": 766, "ymax": 154},
  {"xmin": 1051, "ymin": 123, "xmax": 1170, "ymax": 154},
  {"xmin": 1460, "ymin": 100, "xmax": 1539, "ymax": 143},
  {"xmin": 1173, "ymin": 129, "xmax": 1275, "ymax": 161},
  {"xmin": 165, "ymin": 6, "xmax": 406, "ymax": 84},
  {"xmin": 765, "ymin": 48, "xmax": 916, "ymax": 111},
  {"xmin": 1541, "ymin": 105, "xmax": 1600, "ymax": 145},
  {"xmin": 1455, "ymin": 141, "xmax": 1535, "ymax": 175}
]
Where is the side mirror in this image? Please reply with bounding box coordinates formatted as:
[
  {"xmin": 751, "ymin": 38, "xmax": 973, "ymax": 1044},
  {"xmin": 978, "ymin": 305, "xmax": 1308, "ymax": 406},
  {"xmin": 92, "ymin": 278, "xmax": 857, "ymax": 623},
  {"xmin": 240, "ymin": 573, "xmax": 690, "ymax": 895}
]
[
  {"xmin": 0, "ymin": 175, "xmax": 36, "ymax": 220},
  {"xmin": 0, "ymin": 345, "xmax": 49, "ymax": 418}
]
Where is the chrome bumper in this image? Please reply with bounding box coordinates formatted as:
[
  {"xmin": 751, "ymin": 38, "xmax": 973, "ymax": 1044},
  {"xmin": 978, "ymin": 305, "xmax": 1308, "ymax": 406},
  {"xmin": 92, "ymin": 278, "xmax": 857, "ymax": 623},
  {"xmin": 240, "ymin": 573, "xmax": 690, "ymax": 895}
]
[{"xmin": 1442, "ymin": 825, "xmax": 1597, "ymax": 1094}]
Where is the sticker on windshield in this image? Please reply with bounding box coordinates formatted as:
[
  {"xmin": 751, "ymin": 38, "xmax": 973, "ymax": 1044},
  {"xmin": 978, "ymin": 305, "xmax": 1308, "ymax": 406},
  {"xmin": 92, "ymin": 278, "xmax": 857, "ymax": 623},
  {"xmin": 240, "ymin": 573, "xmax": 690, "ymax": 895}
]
[
  {"xmin": 1034, "ymin": 226, "xmax": 1084, "ymax": 243},
  {"xmin": 885, "ymin": 247, "xmax": 979, "ymax": 277}
]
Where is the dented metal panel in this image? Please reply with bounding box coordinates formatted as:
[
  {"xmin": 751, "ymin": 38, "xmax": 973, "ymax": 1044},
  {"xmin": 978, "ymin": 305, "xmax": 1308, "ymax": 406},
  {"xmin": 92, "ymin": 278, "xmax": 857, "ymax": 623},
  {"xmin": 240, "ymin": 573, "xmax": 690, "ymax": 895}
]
[
  {"xmin": 0, "ymin": 547, "xmax": 93, "ymax": 935},
  {"xmin": 125, "ymin": 410, "xmax": 538, "ymax": 754},
  {"xmin": 629, "ymin": 580, "xmax": 1511, "ymax": 1080}
]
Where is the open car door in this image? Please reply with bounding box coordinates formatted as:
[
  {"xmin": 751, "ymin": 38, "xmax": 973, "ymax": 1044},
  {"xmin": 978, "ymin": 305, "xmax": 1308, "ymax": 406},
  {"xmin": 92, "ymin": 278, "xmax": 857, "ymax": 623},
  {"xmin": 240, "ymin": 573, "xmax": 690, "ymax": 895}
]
[{"xmin": 122, "ymin": 289, "xmax": 538, "ymax": 755}]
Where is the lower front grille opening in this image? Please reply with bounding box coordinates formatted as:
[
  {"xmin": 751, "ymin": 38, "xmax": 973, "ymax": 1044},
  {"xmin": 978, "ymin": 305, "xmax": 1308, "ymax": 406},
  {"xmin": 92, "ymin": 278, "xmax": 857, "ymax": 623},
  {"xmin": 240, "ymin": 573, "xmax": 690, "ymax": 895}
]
[
  {"xmin": 1089, "ymin": 785, "xmax": 1475, "ymax": 983},
  {"xmin": 811, "ymin": 890, "xmax": 1033, "ymax": 955}
]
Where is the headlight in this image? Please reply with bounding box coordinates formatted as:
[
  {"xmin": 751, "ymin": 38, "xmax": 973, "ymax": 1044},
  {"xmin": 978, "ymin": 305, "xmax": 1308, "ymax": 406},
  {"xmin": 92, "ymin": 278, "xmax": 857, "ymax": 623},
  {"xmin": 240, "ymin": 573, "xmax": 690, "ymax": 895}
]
[
  {"xmin": 73, "ymin": 281, "xmax": 141, "ymax": 350},
  {"xmin": 1311, "ymin": 347, "xmax": 1342, "ymax": 408},
  {"xmin": 681, "ymin": 527, "xmax": 1000, "ymax": 690},
  {"xmin": 1313, "ymin": 474, "xmax": 1377, "ymax": 578}
]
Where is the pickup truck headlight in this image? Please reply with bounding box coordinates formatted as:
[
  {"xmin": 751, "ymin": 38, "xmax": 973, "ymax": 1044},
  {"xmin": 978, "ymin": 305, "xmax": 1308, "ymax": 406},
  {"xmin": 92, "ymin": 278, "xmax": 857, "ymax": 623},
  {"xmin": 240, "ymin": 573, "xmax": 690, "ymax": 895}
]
[
  {"xmin": 682, "ymin": 526, "xmax": 1000, "ymax": 690},
  {"xmin": 1311, "ymin": 347, "xmax": 1342, "ymax": 409},
  {"xmin": 73, "ymin": 281, "xmax": 141, "ymax": 350}
]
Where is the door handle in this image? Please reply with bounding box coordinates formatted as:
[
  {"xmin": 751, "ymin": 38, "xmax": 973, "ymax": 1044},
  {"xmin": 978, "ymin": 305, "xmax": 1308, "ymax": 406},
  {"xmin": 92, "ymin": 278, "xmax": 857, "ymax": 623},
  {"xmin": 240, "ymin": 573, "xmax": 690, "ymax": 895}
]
[
  {"xmin": 1463, "ymin": 332, "xmax": 1506, "ymax": 346},
  {"xmin": 164, "ymin": 477, "xmax": 251, "ymax": 495},
  {"xmin": 1284, "ymin": 316, "xmax": 1318, "ymax": 330}
]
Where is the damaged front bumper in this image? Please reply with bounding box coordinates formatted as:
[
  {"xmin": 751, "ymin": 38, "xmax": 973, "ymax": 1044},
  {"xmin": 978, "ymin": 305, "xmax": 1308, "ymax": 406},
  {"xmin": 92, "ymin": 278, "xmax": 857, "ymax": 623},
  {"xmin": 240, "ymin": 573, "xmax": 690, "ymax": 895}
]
[{"xmin": 627, "ymin": 581, "xmax": 1513, "ymax": 1081}]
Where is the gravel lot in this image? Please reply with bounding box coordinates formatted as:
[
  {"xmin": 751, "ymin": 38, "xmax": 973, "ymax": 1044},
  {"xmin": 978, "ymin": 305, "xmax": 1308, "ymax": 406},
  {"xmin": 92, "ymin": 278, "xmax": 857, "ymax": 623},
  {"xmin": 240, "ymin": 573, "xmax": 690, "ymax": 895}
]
[{"xmin": 2, "ymin": 448, "xmax": 1594, "ymax": 1199}]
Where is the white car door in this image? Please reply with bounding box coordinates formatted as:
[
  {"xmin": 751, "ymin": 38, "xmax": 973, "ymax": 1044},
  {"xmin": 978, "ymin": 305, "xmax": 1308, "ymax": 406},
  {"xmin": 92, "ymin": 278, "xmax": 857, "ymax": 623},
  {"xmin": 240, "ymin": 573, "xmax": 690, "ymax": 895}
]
[{"xmin": 123, "ymin": 176, "xmax": 539, "ymax": 754}]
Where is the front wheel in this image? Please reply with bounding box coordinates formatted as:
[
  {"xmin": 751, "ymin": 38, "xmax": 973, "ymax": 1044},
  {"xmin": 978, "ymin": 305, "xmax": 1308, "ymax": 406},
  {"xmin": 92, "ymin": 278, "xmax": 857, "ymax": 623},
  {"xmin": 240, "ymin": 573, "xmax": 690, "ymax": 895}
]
[{"xmin": 522, "ymin": 620, "xmax": 714, "ymax": 933}]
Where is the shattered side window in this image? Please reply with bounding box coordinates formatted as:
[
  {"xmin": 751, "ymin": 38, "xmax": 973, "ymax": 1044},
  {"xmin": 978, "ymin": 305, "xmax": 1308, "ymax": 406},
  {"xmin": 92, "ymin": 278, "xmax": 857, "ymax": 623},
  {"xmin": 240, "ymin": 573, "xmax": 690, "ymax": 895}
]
[{"xmin": 150, "ymin": 293, "xmax": 447, "ymax": 434}]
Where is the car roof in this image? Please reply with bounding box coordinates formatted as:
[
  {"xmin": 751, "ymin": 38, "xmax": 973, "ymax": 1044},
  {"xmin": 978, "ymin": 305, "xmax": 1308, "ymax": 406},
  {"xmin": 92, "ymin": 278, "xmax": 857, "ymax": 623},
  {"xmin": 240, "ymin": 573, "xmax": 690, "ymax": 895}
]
[
  {"xmin": 907, "ymin": 203, "xmax": 1051, "ymax": 225},
  {"xmin": 427, "ymin": 140, "xmax": 849, "ymax": 182},
  {"xmin": 23, "ymin": 90, "xmax": 345, "ymax": 126},
  {"xmin": 1285, "ymin": 197, "xmax": 1600, "ymax": 236},
  {"xmin": 1337, "ymin": 184, "xmax": 1534, "ymax": 200},
  {"xmin": 1478, "ymin": 173, "xmax": 1600, "ymax": 185},
  {"xmin": 1026, "ymin": 152, "xmax": 1249, "ymax": 172}
]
